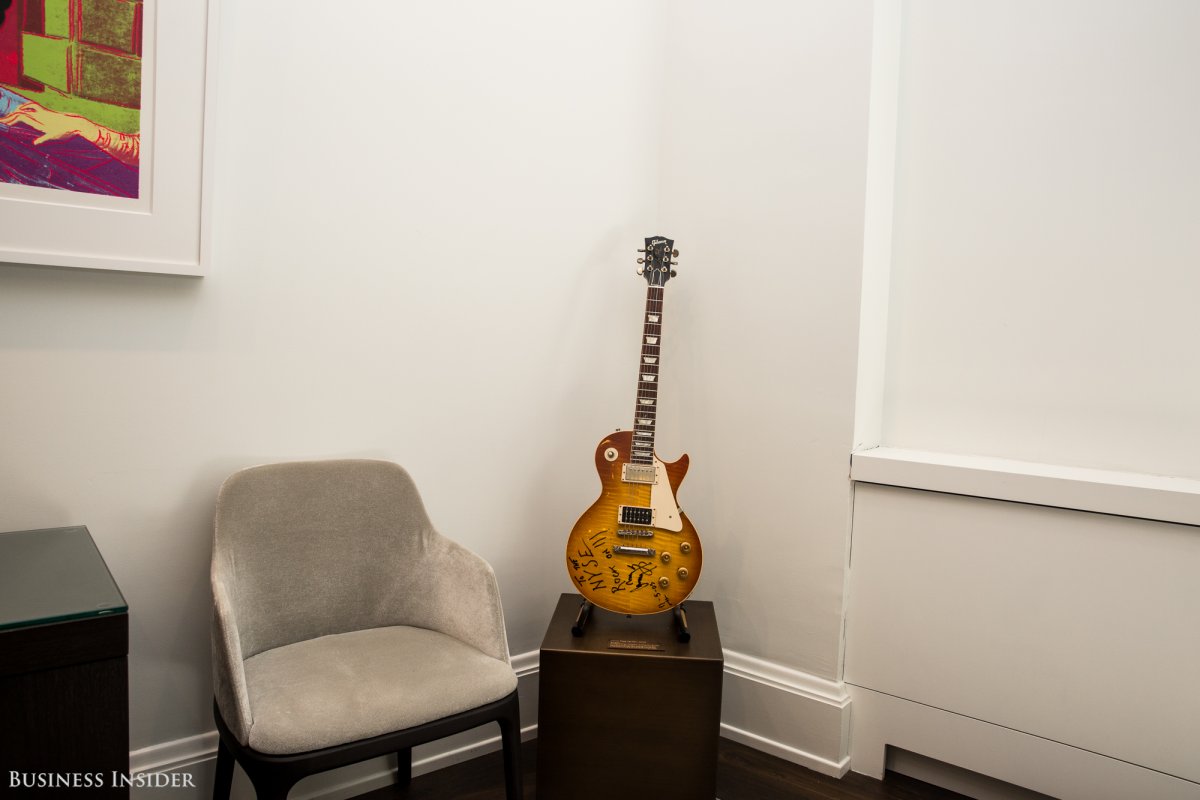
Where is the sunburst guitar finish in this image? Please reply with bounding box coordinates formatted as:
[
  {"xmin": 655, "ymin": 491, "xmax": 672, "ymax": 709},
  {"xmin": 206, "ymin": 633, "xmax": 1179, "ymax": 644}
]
[
  {"xmin": 564, "ymin": 235, "xmax": 702, "ymax": 615},
  {"xmin": 565, "ymin": 431, "xmax": 702, "ymax": 614}
]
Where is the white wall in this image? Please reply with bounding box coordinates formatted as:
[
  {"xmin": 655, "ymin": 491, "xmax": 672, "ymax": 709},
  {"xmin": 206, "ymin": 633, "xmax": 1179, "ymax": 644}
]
[
  {"xmin": 659, "ymin": 0, "xmax": 872, "ymax": 679},
  {"xmin": 652, "ymin": 0, "xmax": 874, "ymax": 772},
  {"xmin": 883, "ymin": 0, "xmax": 1200, "ymax": 479},
  {"xmin": 0, "ymin": 0, "xmax": 665, "ymax": 751},
  {"xmin": 0, "ymin": 0, "xmax": 881, "ymax": 779}
]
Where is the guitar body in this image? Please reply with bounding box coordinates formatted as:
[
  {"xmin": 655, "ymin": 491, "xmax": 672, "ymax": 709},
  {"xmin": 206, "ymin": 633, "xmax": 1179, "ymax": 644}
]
[{"xmin": 565, "ymin": 430, "xmax": 703, "ymax": 614}]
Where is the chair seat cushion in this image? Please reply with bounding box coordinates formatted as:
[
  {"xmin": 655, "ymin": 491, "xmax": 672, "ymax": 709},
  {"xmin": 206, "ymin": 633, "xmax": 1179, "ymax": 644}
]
[{"xmin": 242, "ymin": 625, "xmax": 517, "ymax": 754}]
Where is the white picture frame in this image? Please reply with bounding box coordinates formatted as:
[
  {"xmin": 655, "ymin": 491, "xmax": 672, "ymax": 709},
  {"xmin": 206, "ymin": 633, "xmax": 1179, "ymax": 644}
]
[{"xmin": 0, "ymin": 0, "xmax": 216, "ymax": 276}]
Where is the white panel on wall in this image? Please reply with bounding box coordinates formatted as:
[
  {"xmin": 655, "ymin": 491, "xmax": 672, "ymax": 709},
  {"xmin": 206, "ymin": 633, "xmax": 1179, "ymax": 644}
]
[
  {"xmin": 845, "ymin": 483, "xmax": 1200, "ymax": 786},
  {"xmin": 883, "ymin": 0, "xmax": 1200, "ymax": 479}
]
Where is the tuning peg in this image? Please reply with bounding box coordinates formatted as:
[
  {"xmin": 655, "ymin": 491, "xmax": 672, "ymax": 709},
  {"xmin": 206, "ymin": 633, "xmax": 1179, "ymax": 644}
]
[
  {"xmin": 637, "ymin": 248, "xmax": 649, "ymax": 253},
  {"xmin": 670, "ymin": 270, "xmax": 677, "ymax": 277},
  {"xmin": 637, "ymin": 258, "xmax": 646, "ymax": 264},
  {"xmin": 672, "ymin": 249, "xmax": 680, "ymax": 257}
]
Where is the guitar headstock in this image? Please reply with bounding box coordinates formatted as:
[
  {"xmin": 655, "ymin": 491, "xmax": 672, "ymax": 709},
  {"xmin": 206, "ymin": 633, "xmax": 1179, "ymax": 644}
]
[{"xmin": 636, "ymin": 236, "xmax": 679, "ymax": 287}]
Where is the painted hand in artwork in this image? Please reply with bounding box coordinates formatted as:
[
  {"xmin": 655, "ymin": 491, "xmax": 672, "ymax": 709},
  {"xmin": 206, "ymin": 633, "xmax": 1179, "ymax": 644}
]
[{"xmin": 0, "ymin": 102, "xmax": 140, "ymax": 166}]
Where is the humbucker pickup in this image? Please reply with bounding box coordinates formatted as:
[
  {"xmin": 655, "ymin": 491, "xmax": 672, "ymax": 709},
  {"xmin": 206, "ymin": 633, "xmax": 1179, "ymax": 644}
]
[
  {"xmin": 618, "ymin": 505, "xmax": 654, "ymax": 526},
  {"xmin": 612, "ymin": 545, "xmax": 656, "ymax": 557},
  {"xmin": 621, "ymin": 463, "xmax": 657, "ymax": 484}
]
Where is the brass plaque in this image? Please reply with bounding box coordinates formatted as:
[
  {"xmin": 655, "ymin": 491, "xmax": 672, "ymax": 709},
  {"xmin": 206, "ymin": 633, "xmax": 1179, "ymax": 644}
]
[{"xmin": 608, "ymin": 639, "xmax": 664, "ymax": 651}]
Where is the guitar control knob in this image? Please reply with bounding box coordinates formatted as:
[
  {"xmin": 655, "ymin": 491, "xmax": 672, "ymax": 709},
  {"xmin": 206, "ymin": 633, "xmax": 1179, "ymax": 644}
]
[
  {"xmin": 604, "ymin": 447, "xmax": 619, "ymax": 462},
  {"xmin": 660, "ymin": 552, "xmax": 671, "ymax": 564},
  {"xmin": 677, "ymin": 567, "xmax": 689, "ymax": 580},
  {"xmin": 658, "ymin": 577, "xmax": 669, "ymax": 589},
  {"xmin": 679, "ymin": 542, "xmax": 692, "ymax": 555}
]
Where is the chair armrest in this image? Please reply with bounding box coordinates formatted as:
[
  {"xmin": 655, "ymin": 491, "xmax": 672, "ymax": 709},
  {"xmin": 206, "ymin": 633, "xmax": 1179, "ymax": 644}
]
[
  {"xmin": 401, "ymin": 535, "xmax": 511, "ymax": 664},
  {"xmin": 211, "ymin": 572, "xmax": 254, "ymax": 743}
]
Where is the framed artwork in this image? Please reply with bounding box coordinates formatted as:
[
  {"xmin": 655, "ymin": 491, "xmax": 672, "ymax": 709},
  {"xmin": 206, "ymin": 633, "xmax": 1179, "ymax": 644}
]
[{"xmin": 0, "ymin": 0, "xmax": 215, "ymax": 276}]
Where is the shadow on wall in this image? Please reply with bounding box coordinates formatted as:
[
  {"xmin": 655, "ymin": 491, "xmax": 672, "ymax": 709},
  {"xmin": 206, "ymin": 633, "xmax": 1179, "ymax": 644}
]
[{"xmin": 0, "ymin": 263, "xmax": 204, "ymax": 351}]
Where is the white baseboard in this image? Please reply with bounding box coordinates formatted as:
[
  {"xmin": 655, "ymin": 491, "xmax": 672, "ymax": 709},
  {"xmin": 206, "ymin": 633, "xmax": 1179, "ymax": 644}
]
[
  {"xmin": 129, "ymin": 647, "xmax": 853, "ymax": 797},
  {"xmin": 720, "ymin": 649, "xmax": 851, "ymax": 777},
  {"xmin": 131, "ymin": 730, "xmax": 220, "ymax": 775}
]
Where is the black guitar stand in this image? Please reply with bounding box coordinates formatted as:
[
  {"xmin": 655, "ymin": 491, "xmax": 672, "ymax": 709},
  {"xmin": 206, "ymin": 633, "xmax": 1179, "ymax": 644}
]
[
  {"xmin": 570, "ymin": 600, "xmax": 593, "ymax": 637},
  {"xmin": 569, "ymin": 599, "xmax": 692, "ymax": 643},
  {"xmin": 673, "ymin": 603, "xmax": 692, "ymax": 643}
]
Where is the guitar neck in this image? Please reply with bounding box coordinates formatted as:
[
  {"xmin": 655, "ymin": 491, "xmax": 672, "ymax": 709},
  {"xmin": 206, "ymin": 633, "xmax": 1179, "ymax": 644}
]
[{"xmin": 630, "ymin": 284, "xmax": 664, "ymax": 465}]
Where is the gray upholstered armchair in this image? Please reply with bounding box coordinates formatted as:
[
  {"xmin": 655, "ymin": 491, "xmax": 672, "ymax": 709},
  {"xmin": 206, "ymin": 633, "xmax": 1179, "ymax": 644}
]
[{"xmin": 210, "ymin": 459, "xmax": 521, "ymax": 799}]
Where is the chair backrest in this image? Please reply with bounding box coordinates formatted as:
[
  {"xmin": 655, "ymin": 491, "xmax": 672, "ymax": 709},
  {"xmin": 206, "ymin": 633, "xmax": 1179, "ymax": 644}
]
[{"xmin": 213, "ymin": 459, "xmax": 437, "ymax": 659}]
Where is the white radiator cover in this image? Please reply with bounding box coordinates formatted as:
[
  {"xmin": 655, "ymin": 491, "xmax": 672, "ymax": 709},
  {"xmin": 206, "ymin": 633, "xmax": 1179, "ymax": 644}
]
[{"xmin": 844, "ymin": 481, "xmax": 1200, "ymax": 798}]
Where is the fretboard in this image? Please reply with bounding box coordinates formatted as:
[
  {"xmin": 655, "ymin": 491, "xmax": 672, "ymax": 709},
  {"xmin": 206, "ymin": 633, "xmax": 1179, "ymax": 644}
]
[{"xmin": 630, "ymin": 286, "xmax": 664, "ymax": 465}]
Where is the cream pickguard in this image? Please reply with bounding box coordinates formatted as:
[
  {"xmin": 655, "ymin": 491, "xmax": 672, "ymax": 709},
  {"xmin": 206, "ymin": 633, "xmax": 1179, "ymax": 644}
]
[{"xmin": 639, "ymin": 457, "xmax": 683, "ymax": 532}]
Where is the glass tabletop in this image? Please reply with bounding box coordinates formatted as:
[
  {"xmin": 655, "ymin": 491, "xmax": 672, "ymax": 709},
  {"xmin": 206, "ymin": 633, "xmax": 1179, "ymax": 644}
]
[{"xmin": 0, "ymin": 526, "xmax": 127, "ymax": 631}]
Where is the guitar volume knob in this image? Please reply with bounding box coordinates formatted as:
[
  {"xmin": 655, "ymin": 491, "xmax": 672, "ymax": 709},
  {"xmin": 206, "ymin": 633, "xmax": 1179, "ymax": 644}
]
[
  {"xmin": 679, "ymin": 542, "xmax": 692, "ymax": 554},
  {"xmin": 658, "ymin": 577, "xmax": 669, "ymax": 589},
  {"xmin": 660, "ymin": 552, "xmax": 671, "ymax": 564},
  {"xmin": 677, "ymin": 567, "xmax": 689, "ymax": 580}
]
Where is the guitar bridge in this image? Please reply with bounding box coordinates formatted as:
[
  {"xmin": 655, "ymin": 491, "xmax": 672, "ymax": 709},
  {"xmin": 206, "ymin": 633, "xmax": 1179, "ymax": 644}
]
[
  {"xmin": 612, "ymin": 545, "xmax": 656, "ymax": 557},
  {"xmin": 617, "ymin": 529, "xmax": 654, "ymax": 539}
]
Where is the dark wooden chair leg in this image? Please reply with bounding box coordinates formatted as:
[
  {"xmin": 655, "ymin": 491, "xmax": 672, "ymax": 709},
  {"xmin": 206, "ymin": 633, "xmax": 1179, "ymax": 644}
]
[
  {"xmin": 246, "ymin": 770, "xmax": 297, "ymax": 800},
  {"xmin": 213, "ymin": 737, "xmax": 235, "ymax": 800},
  {"xmin": 396, "ymin": 746, "xmax": 413, "ymax": 786},
  {"xmin": 498, "ymin": 693, "xmax": 523, "ymax": 800}
]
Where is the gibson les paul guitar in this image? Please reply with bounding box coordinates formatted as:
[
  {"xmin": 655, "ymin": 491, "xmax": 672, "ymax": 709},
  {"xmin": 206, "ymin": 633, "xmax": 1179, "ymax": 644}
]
[{"xmin": 565, "ymin": 236, "xmax": 702, "ymax": 615}]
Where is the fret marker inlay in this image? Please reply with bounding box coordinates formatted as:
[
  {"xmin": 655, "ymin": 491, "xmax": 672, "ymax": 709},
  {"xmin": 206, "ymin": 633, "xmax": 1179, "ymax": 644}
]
[
  {"xmin": 642, "ymin": 375, "xmax": 655, "ymax": 382},
  {"xmin": 643, "ymin": 357, "xmax": 657, "ymax": 364},
  {"xmin": 645, "ymin": 336, "xmax": 658, "ymax": 345},
  {"xmin": 648, "ymin": 314, "xmax": 660, "ymax": 323}
]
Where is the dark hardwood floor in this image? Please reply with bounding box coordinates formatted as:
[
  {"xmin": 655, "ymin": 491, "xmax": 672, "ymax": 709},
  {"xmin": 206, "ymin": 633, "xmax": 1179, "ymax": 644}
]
[{"xmin": 361, "ymin": 737, "xmax": 969, "ymax": 800}]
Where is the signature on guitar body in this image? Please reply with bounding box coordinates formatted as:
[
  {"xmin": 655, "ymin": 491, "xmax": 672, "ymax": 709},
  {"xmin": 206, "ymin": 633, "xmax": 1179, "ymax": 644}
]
[{"xmin": 564, "ymin": 236, "xmax": 702, "ymax": 615}]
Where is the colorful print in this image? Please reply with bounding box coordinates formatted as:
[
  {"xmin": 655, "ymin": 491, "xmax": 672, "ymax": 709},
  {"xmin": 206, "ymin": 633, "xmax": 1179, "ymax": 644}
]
[{"xmin": 0, "ymin": 0, "xmax": 141, "ymax": 198}]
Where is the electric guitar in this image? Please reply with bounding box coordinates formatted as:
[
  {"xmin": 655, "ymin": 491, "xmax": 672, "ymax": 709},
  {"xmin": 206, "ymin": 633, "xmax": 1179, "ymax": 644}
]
[{"xmin": 564, "ymin": 236, "xmax": 703, "ymax": 615}]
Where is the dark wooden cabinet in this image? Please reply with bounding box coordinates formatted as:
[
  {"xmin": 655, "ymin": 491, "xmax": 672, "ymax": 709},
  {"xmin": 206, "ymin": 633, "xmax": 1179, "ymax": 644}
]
[
  {"xmin": 537, "ymin": 593, "xmax": 723, "ymax": 800},
  {"xmin": 0, "ymin": 526, "xmax": 129, "ymax": 798}
]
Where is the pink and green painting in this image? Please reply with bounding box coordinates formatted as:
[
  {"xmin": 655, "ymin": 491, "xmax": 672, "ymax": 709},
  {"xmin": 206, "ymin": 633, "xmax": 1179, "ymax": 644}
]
[{"xmin": 0, "ymin": 0, "xmax": 142, "ymax": 198}]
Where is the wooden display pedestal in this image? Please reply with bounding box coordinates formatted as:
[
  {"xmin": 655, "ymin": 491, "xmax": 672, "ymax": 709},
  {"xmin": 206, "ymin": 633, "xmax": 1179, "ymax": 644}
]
[{"xmin": 536, "ymin": 593, "xmax": 723, "ymax": 800}]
